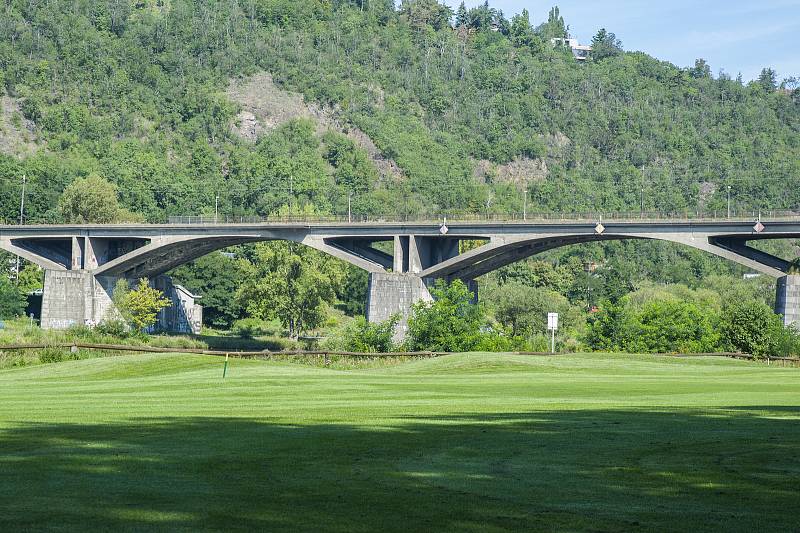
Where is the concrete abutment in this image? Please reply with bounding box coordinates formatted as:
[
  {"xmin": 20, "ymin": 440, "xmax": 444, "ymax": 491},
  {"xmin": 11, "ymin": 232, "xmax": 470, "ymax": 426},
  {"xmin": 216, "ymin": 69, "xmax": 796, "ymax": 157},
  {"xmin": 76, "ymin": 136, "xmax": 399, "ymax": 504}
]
[
  {"xmin": 776, "ymin": 275, "xmax": 800, "ymax": 329},
  {"xmin": 366, "ymin": 273, "xmax": 433, "ymax": 341},
  {"xmin": 40, "ymin": 270, "xmax": 202, "ymax": 334}
]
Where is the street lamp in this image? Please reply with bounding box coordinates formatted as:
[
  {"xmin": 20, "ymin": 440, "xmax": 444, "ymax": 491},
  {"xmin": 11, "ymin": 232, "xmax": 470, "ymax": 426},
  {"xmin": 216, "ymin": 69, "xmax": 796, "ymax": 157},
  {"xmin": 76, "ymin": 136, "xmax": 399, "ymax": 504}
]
[
  {"xmin": 348, "ymin": 191, "xmax": 353, "ymax": 223},
  {"xmin": 15, "ymin": 174, "xmax": 26, "ymax": 282},
  {"xmin": 727, "ymin": 185, "xmax": 732, "ymax": 219},
  {"xmin": 214, "ymin": 193, "xmax": 219, "ymax": 223},
  {"xmin": 523, "ymin": 185, "xmax": 528, "ymax": 221}
]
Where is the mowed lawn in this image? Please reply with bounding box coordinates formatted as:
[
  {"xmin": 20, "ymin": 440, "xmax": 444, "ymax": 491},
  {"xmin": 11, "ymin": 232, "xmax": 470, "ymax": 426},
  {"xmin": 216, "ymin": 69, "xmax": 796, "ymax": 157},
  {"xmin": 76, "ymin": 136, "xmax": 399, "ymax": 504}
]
[{"xmin": 0, "ymin": 353, "xmax": 798, "ymax": 532}]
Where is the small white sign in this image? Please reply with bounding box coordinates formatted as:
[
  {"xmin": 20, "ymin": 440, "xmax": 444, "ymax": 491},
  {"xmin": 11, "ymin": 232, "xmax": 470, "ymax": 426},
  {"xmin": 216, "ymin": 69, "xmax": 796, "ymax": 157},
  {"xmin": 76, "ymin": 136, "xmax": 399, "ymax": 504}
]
[{"xmin": 547, "ymin": 312, "xmax": 559, "ymax": 331}]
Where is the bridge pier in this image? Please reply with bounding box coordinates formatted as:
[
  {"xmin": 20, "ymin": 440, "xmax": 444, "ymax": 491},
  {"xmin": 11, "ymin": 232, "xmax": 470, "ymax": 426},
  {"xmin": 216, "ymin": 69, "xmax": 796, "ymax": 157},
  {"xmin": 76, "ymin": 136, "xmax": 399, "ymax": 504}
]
[
  {"xmin": 40, "ymin": 270, "xmax": 202, "ymax": 334},
  {"xmin": 366, "ymin": 273, "xmax": 433, "ymax": 342},
  {"xmin": 776, "ymin": 275, "xmax": 800, "ymax": 329}
]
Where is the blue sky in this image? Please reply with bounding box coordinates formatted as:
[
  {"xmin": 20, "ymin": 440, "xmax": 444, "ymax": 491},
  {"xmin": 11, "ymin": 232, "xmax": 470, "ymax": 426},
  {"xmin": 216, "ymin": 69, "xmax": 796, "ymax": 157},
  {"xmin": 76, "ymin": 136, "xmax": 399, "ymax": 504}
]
[{"xmin": 458, "ymin": 1, "xmax": 800, "ymax": 81}]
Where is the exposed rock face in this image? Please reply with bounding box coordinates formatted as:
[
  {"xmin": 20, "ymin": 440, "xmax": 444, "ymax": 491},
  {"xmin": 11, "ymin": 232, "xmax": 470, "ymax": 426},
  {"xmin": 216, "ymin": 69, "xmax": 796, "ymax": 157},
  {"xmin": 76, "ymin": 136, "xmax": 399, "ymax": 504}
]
[
  {"xmin": 698, "ymin": 182, "xmax": 717, "ymax": 208},
  {"xmin": 0, "ymin": 95, "xmax": 38, "ymax": 157},
  {"xmin": 226, "ymin": 72, "xmax": 402, "ymax": 181},
  {"xmin": 474, "ymin": 157, "xmax": 548, "ymax": 185}
]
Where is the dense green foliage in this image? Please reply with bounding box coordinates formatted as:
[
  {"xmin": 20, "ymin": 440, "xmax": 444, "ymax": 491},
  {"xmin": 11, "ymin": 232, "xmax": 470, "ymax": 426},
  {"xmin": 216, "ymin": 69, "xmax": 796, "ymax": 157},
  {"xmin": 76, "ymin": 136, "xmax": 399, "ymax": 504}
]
[
  {"xmin": 339, "ymin": 314, "xmax": 399, "ymax": 352},
  {"xmin": 236, "ymin": 242, "xmax": 345, "ymax": 338},
  {"xmin": 0, "ymin": 275, "xmax": 26, "ymax": 319},
  {"xmin": 170, "ymin": 252, "xmax": 244, "ymax": 328},
  {"xmin": 1, "ymin": 0, "xmax": 797, "ymax": 225}
]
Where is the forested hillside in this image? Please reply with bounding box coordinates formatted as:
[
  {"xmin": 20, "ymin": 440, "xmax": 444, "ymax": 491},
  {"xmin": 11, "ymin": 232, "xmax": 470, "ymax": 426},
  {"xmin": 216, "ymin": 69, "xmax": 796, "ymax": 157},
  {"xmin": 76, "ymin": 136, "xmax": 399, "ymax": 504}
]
[
  {"xmin": 1, "ymin": 0, "xmax": 798, "ymax": 222},
  {"xmin": 1, "ymin": 0, "xmax": 799, "ymax": 351}
]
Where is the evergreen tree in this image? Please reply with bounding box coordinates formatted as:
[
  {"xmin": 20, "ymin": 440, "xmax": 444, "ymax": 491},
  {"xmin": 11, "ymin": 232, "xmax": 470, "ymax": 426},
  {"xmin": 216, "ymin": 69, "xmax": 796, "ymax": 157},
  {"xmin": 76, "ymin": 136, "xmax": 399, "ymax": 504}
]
[
  {"xmin": 455, "ymin": 1, "xmax": 468, "ymax": 27},
  {"xmin": 591, "ymin": 28, "xmax": 623, "ymax": 60},
  {"xmin": 758, "ymin": 68, "xmax": 777, "ymax": 92}
]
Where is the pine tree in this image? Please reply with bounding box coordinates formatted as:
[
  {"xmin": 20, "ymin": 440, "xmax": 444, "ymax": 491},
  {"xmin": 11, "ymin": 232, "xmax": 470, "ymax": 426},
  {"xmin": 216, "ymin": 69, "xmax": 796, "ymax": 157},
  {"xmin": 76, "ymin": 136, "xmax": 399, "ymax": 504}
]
[{"xmin": 455, "ymin": 1, "xmax": 467, "ymax": 27}]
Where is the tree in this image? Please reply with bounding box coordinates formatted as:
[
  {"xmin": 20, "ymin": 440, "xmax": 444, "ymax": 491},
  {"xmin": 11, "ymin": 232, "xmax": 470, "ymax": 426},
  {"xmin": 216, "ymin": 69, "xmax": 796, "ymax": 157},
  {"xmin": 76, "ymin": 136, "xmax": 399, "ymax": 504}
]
[
  {"xmin": 630, "ymin": 300, "xmax": 719, "ymax": 353},
  {"xmin": 690, "ymin": 59, "xmax": 712, "ymax": 79},
  {"xmin": 0, "ymin": 276, "xmax": 26, "ymax": 319},
  {"xmin": 113, "ymin": 278, "xmax": 171, "ymax": 333},
  {"xmin": 721, "ymin": 301, "xmax": 784, "ymax": 357},
  {"xmin": 407, "ymin": 279, "xmax": 483, "ymax": 351},
  {"xmin": 16, "ymin": 263, "xmax": 43, "ymax": 295},
  {"xmin": 466, "ymin": 1, "xmax": 494, "ymax": 31},
  {"xmin": 492, "ymin": 283, "xmax": 573, "ymax": 338},
  {"xmin": 398, "ymin": 0, "xmax": 453, "ymax": 31},
  {"xmin": 236, "ymin": 242, "xmax": 344, "ymax": 339},
  {"xmin": 455, "ymin": 1, "xmax": 468, "ymax": 27},
  {"xmin": 58, "ymin": 174, "xmax": 139, "ymax": 223},
  {"xmin": 510, "ymin": 9, "xmax": 541, "ymax": 50},
  {"xmin": 170, "ymin": 252, "xmax": 245, "ymax": 329},
  {"xmin": 538, "ymin": 6, "xmax": 567, "ymax": 39},
  {"xmin": 591, "ymin": 28, "xmax": 623, "ymax": 60},
  {"xmin": 757, "ymin": 68, "xmax": 777, "ymax": 92}
]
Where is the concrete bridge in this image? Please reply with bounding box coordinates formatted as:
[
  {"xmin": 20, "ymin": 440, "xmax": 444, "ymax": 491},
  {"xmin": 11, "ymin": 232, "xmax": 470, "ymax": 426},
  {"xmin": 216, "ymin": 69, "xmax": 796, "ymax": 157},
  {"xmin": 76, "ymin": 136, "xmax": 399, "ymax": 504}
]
[{"xmin": 2, "ymin": 216, "xmax": 799, "ymax": 337}]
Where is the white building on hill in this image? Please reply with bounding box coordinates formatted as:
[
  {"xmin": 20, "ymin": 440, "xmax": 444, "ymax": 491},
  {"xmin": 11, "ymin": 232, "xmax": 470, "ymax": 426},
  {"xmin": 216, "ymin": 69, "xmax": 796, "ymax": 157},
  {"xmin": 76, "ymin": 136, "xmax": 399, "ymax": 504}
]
[{"xmin": 551, "ymin": 37, "xmax": 592, "ymax": 61}]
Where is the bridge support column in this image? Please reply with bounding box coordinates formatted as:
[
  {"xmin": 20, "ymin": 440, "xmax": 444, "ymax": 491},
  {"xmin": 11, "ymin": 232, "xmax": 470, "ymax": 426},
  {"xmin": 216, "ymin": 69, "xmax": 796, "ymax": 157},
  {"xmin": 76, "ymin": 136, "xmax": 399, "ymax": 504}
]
[
  {"xmin": 40, "ymin": 270, "xmax": 202, "ymax": 334},
  {"xmin": 366, "ymin": 273, "xmax": 432, "ymax": 342},
  {"xmin": 776, "ymin": 275, "xmax": 800, "ymax": 328}
]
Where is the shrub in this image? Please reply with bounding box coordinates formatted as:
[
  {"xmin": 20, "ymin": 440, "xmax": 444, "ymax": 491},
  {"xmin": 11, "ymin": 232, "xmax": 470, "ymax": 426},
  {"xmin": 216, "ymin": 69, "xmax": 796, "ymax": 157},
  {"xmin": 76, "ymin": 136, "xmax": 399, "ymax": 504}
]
[
  {"xmin": 407, "ymin": 280, "xmax": 484, "ymax": 352},
  {"xmin": 0, "ymin": 277, "xmax": 26, "ymax": 319},
  {"xmin": 340, "ymin": 315, "xmax": 399, "ymax": 353},
  {"xmin": 721, "ymin": 301, "xmax": 785, "ymax": 357},
  {"xmin": 231, "ymin": 317, "xmax": 271, "ymax": 339},
  {"xmin": 38, "ymin": 347, "xmax": 67, "ymax": 364},
  {"xmin": 95, "ymin": 319, "xmax": 132, "ymax": 339}
]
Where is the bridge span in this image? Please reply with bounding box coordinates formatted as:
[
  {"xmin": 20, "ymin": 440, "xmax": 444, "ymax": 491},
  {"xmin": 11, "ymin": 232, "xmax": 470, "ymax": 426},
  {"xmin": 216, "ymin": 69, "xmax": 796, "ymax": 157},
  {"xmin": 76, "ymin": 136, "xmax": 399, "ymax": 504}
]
[{"xmin": 2, "ymin": 217, "xmax": 799, "ymax": 336}]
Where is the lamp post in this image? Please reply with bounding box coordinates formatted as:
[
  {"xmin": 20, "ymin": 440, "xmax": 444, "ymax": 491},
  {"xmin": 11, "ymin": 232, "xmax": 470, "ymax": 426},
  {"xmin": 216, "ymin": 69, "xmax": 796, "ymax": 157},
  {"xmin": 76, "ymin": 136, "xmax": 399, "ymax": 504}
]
[
  {"xmin": 640, "ymin": 185, "xmax": 644, "ymax": 217},
  {"xmin": 348, "ymin": 191, "xmax": 352, "ymax": 223},
  {"xmin": 15, "ymin": 174, "xmax": 26, "ymax": 282},
  {"xmin": 523, "ymin": 185, "xmax": 528, "ymax": 221},
  {"xmin": 214, "ymin": 193, "xmax": 219, "ymax": 223},
  {"xmin": 727, "ymin": 185, "xmax": 731, "ymax": 219}
]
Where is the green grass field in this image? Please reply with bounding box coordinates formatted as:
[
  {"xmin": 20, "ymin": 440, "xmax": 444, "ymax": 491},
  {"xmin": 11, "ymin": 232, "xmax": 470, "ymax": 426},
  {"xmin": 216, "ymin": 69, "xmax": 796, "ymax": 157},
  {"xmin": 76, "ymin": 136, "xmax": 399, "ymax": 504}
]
[{"xmin": 0, "ymin": 353, "xmax": 798, "ymax": 532}]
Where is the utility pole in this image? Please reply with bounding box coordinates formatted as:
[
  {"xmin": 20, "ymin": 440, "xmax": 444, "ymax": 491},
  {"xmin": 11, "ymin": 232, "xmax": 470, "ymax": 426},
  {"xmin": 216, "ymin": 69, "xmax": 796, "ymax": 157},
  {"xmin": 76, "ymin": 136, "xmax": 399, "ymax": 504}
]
[
  {"xmin": 289, "ymin": 175, "xmax": 293, "ymax": 219},
  {"xmin": 348, "ymin": 191, "xmax": 352, "ymax": 223},
  {"xmin": 15, "ymin": 174, "xmax": 26, "ymax": 282},
  {"xmin": 727, "ymin": 185, "xmax": 732, "ymax": 219},
  {"xmin": 523, "ymin": 185, "xmax": 528, "ymax": 221},
  {"xmin": 640, "ymin": 186, "xmax": 644, "ymax": 216}
]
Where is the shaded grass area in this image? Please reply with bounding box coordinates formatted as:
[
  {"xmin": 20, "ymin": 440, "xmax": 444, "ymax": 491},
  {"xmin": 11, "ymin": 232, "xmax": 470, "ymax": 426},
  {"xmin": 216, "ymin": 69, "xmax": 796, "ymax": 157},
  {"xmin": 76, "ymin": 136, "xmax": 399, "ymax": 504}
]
[{"xmin": 0, "ymin": 353, "xmax": 798, "ymax": 531}]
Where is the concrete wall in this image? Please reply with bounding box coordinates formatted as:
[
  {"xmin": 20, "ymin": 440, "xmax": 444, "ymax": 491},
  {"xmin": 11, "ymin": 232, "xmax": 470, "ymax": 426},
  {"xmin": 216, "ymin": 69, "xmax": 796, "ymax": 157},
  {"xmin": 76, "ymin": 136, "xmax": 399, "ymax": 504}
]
[
  {"xmin": 776, "ymin": 275, "xmax": 800, "ymax": 328},
  {"xmin": 40, "ymin": 269, "xmax": 202, "ymax": 334},
  {"xmin": 366, "ymin": 273, "xmax": 433, "ymax": 341},
  {"xmin": 151, "ymin": 277, "xmax": 203, "ymax": 334}
]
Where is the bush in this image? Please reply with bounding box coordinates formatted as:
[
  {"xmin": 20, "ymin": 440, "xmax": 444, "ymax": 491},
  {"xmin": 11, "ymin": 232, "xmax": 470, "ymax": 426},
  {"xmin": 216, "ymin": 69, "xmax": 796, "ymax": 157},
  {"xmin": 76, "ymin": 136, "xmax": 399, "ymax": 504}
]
[
  {"xmin": 231, "ymin": 318, "xmax": 271, "ymax": 339},
  {"xmin": 95, "ymin": 319, "xmax": 133, "ymax": 338},
  {"xmin": 340, "ymin": 315, "xmax": 399, "ymax": 352},
  {"xmin": 407, "ymin": 280, "xmax": 484, "ymax": 352},
  {"xmin": 0, "ymin": 277, "xmax": 26, "ymax": 319},
  {"xmin": 721, "ymin": 301, "xmax": 785, "ymax": 357},
  {"xmin": 38, "ymin": 347, "xmax": 67, "ymax": 364}
]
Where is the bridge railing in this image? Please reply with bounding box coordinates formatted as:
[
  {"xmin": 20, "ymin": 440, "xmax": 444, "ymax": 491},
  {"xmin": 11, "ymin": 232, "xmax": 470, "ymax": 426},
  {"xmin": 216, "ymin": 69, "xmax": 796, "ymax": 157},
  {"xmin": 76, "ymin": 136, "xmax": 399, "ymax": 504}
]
[
  {"xmin": 5, "ymin": 210, "xmax": 800, "ymax": 226},
  {"xmin": 165, "ymin": 209, "xmax": 800, "ymax": 225}
]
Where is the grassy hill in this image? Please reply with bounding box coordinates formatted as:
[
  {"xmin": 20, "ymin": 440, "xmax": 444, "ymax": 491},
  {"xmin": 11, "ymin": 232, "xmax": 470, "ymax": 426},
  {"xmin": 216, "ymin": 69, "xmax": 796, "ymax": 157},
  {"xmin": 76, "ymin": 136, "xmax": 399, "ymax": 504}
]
[{"xmin": 1, "ymin": 352, "xmax": 798, "ymax": 531}]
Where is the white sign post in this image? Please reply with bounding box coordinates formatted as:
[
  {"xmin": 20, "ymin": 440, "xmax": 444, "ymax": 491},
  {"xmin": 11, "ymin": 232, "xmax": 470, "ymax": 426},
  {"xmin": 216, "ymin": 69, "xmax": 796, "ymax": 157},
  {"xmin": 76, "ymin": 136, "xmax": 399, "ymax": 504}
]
[{"xmin": 547, "ymin": 313, "xmax": 559, "ymax": 354}]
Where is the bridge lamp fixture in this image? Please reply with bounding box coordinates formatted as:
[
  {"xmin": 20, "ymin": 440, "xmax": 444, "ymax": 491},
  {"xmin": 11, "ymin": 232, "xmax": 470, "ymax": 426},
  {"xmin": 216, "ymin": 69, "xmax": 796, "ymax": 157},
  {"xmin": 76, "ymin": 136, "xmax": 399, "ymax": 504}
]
[{"xmin": 439, "ymin": 217, "xmax": 449, "ymax": 235}]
